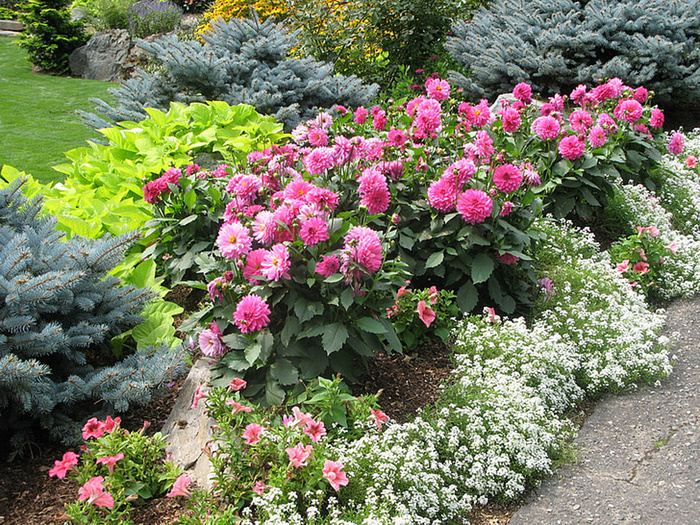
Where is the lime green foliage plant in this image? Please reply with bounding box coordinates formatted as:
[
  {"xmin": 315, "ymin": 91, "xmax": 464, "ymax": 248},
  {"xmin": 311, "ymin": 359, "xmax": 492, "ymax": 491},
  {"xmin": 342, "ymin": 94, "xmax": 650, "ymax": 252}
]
[
  {"xmin": 49, "ymin": 416, "xmax": 182, "ymax": 524},
  {"xmin": 18, "ymin": 0, "xmax": 88, "ymax": 74},
  {"xmin": 6, "ymin": 102, "xmax": 284, "ymax": 274}
]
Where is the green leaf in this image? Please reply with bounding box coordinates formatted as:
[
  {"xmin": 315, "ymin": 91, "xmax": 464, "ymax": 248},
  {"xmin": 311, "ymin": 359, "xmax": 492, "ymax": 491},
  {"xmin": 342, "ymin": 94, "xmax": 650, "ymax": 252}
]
[
  {"xmin": 355, "ymin": 317, "xmax": 387, "ymax": 334},
  {"xmin": 270, "ymin": 359, "xmax": 299, "ymax": 385},
  {"xmin": 456, "ymin": 281, "xmax": 478, "ymax": 312},
  {"xmin": 265, "ymin": 378, "xmax": 286, "ymax": 405},
  {"xmin": 281, "ymin": 316, "xmax": 301, "ymax": 346},
  {"xmin": 425, "ymin": 250, "xmax": 444, "ymax": 269},
  {"xmin": 322, "ymin": 323, "xmax": 348, "ymax": 354},
  {"xmin": 471, "ymin": 253, "xmax": 494, "ymax": 284},
  {"xmin": 340, "ymin": 287, "xmax": 354, "ymax": 310},
  {"xmin": 244, "ymin": 343, "xmax": 262, "ymax": 365}
]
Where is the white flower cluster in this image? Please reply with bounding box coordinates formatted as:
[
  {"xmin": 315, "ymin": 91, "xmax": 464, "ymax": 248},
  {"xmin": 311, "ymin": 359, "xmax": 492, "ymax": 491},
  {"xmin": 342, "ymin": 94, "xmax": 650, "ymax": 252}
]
[{"xmin": 219, "ymin": 223, "xmax": 676, "ymax": 524}]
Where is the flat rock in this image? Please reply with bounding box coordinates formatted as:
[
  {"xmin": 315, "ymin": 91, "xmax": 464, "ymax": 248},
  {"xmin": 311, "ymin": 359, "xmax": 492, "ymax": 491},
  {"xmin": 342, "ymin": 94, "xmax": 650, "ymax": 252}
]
[{"xmin": 162, "ymin": 358, "xmax": 217, "ymax": 490}]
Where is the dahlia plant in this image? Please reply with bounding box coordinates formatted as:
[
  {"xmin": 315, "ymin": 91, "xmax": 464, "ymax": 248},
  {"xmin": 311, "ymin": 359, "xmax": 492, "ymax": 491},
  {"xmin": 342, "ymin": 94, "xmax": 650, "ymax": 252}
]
[{"xmin": 147, "ymin": 76, "xmax": 674, "ymax": 399}]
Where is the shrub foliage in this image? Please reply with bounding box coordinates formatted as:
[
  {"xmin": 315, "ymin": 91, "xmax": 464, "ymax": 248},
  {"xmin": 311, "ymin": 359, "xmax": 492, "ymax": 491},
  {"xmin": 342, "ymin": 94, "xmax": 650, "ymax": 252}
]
[{"xmin": 446, "ymin": 0, "xmax": 700, "ymax": 107}]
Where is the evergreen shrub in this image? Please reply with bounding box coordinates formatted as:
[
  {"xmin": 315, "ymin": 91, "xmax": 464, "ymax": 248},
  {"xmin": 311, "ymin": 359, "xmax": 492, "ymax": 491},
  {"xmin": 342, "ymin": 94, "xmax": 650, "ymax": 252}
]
[
  {"xmin": 0, "ymin": 180, "xmax": 189, "ymax": 448},
  {"xmin": 85, "ymin": 14, "xmax": 379, "ymax": 131},
  {"xmin": 445, "ymin": 0, "xmax": 700, "ymax": 108},
  {"xmin": 17, "ymin": 0, "xmax": 88, "ymax": 74}
]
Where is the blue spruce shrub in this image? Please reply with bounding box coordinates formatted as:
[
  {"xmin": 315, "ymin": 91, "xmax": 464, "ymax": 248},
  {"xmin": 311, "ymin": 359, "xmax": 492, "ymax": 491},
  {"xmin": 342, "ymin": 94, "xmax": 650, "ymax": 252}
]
[
  {"xmin": 0, "ymin": 180, "xmax": 190, "ymax": 449},
  {"xmin": 85, "ymin": 14, "xmax": 379, "ymax": 130},
  {"xmin": 445, "ymin": 0, "xmax": 700, "ymax": 107}
]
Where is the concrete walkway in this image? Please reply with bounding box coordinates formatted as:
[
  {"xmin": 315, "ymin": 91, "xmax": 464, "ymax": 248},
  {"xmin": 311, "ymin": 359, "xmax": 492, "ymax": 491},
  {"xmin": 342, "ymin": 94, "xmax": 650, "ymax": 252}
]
[{"xmin": 509, "ymin": 296, "xmax": 700, "ymax": 525}]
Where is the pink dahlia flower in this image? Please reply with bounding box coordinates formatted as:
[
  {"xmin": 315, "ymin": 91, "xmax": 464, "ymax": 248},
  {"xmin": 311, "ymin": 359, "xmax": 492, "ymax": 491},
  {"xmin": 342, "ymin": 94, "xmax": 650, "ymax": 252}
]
[
  {"xmin": 613, "ymin": 99, "xmax": 644, "ymax": 123},
  {"xmin": 316, "ymin": 254, "xmax": 341, "ymax": 278},
  {"xmin": 569, "ymin": 110, "xmax": 593, "ymax": 133},
  {"xmin": 425, "ymin": 77, "xmax": 450, "ymax": 101},
  {"xmin": 456, "ymin": 189, "xmax": 493, "ymax": 224},
  {"xmin": 243, "ymin": 249, "xmax": 267, "ymax": 284},
  {"xmin": 531, "ymin": 116, "xmax": 561, "ymax": 140},
  {"xmin": 233, "ymin": 294, "xmax": 271, "ymax": 334},
  {"xmin": 299, "ymin": 217, "xmax": 329, "ymax": 246},
  {"xmin": 500, "ymin": 107, "xmax": 521, "ymax": 133},
  {"xmin": 512, "ymin": 82, "xmax": 532, "ymax": 103},
  {"xmin": 650, "ymin": 108, "xmax": 665, "ymax": 129},
  {"xmin": 261, "ymin": 244, "xmax": 291, "ymax": 281},
  {"xmin": 588, "ymin": 125, "xmax": 607, "ymax": 148},
  {"xmin": 558, "ymin": 135, "xmax": 586, "ymax": 160},
  {"xmin": 217, "ymin": 221, "xmax": 252, "ymax": 260},
  {"xmin": 428, "ymin": 177, "xmax": 458, "ymax": 212},
  {"xmin": 493, "ymin": 164, "xmax": 523, "ymax": 193},
  {"xmin": 667, "ymin": 133, "xmax": 685, "ymax": 155},
  {"xmin": 198, "ymin": 326, "xmax": 225, "ymax": 357},
  {"xmin": 341, "ymin": 226, "xmax": 383, "ymax": 280},
  {"xmin": 303, "ymin": 147, "xmax": 336, "ymax": 174}
]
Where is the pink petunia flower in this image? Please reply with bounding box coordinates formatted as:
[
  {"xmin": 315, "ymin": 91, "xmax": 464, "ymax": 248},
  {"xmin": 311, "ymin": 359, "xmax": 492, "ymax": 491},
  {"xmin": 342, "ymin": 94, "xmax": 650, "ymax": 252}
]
[
  {"xmin": 558, "ymin": 135, "xmax": 586, "ymax": 160},
  {"xmin": 228, "ymin": 378, "xmax": 247, "ymax": 391},
  {"xmin": 233, "ymin": 294, "xmax": 271, "ymax": 334},
  {"xmin": 242, "ymin": 423, "xmax": 265, "ymax": 445},
  {"xmin": 96, "ymin": 453, "xmax": 124, "ymax": 474},
  {"xmin": 225, "ymin": 400, "xmax": 253, "ymax": 414},
  {"xmin": 616, "ymin": 259, "xmax": 630, "ymax": 273},
  {"xmin": 261, "ymin": 244, "xmax": 291, "ymax": 281},
  {"xmin": 492, "ymin": 164, "xmax": 523, "ymax": 193},
  {"xmin": 456, "ymin": 189, "xmax": 493, "ymax": 225},
  {"xmin": 286, "ymin": 443, "xmax": 313, "ymax": 468},
  {"xmin": 416, "ymin": 300, "xmax": 436, "ymax": 328},
  {"xmin": 686, "ymin": 155, "xmax": 697, "ymax": 168},
  {"xmin": 49, "ymin": 451, "xmax": 79, "ymax": 479},
  {"xmin": 253, "ymin": 481, "xmax": 268, "ymax": 495},
  {"xmin": 166, "ymin": 474, "xmax": 192, "ymax": 498},
  {"xmin": 303, "ymin": 419, "xmax": 327, "ymax": 443},
  {"xmin": 368, "ymin": 408, "xmax": 389, "ymax": 430},
  {"xmin": 322, "ymin": 460, "xmax": 349, "ymax": 492},
  {"xmin": 216, "ymin": 221, "xmax": 252, "ymax": 260},
  {"xmin": 103, "ymin": 416, "xmax": 120, "ymax": 434},
  {"xmin": 191, "ymin": 384, "xmax": 207, "ymax": 409},
  {"xmin": 78, "ymin": 476, "xmax": 114, "ymax": 508},
  {"xmin": 82, "ymin": 418, "xmax": 105, "ymax": 440},
  {"xmin": 632, "ymin": 261, "xmax": 650, "ymax": 274}
]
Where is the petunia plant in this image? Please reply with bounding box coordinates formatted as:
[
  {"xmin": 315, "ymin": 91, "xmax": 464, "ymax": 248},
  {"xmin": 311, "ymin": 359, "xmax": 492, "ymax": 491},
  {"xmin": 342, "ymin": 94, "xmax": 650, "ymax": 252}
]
[
  {"xmin": 48, "ymin": 416, "xmax": 182, "ymax": 525},
  {"xmin": 188, "ymin": 378, "xmax": 382, "ymax": 518}
]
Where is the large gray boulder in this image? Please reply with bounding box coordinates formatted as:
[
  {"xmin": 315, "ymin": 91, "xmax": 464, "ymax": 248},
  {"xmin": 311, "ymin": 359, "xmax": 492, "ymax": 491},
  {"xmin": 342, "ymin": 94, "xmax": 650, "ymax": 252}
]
[{"xmin": 69, "ymin": 29, "xmax": 131, "ymax": 82}]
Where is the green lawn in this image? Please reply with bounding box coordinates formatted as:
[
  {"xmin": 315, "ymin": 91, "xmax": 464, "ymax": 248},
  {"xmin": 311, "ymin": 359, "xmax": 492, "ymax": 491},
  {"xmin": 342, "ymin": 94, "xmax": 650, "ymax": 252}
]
[{"xmin": 0, "ymin": 37, "xmax": 115, "ymax": 184}]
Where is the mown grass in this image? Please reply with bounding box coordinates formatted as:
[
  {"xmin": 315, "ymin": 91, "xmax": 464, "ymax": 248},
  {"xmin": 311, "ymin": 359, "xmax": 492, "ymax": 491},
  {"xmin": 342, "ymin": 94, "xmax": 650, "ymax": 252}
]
[{"xmin": 0, "ymin": 37, "xmax": 115, "ymax": 184}]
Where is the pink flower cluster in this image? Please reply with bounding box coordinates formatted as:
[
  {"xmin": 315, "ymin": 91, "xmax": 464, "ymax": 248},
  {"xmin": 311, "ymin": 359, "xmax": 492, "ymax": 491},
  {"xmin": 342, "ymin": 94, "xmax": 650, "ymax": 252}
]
[
  {"xmin": 143, "ymin": 167, "xmax": 184, "ymax": 204},
  {"xmin": 81, "ymin": 415, "xmax": 120, "ymax": 440}
]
